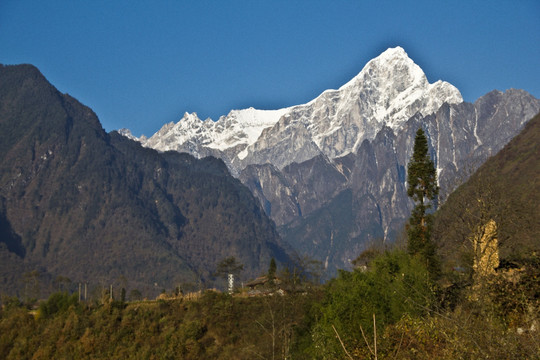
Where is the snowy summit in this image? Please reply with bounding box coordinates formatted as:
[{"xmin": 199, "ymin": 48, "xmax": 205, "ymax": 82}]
[{"xmin": 127, "ymin": 47, "xmax": 463, "ymax": 170}]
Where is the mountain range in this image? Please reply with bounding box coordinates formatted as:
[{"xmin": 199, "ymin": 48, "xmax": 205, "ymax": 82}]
[
  {"xmin": 126, "ymin": 47, "xmax": 540, "ymax": 274},
  {"xmin": 1, "ymin": 46, "xmax": 538, "ymax": 298}
]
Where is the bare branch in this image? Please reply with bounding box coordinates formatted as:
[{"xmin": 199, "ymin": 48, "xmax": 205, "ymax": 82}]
[
  {"xmin": 359, "ymin": 323, "xmax": 375, "ymax": 357},
  {"xmin": 373, "ymin": 314, "xmax": 378, "ymax": 360},
  {"xmin": 392, "ymin": 328, "xmax": 405, "ymax": 360},
  {"xmin": 332, "ymin": 324, "xmax": 355, "ymax": 360}
]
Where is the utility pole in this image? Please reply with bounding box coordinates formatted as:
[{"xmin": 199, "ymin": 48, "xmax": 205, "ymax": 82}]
[
  {"xmin": 78, "ymin": 283, "xmax": 81, "ymax": 302},
  {"xmin": 110, "ymin": 284, "xmax": 113, "ymax": 301}
]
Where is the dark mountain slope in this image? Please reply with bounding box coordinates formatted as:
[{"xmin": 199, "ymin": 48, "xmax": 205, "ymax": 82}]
[
  {"xmin": 0, "ymin": 64, "xmax": 289, "ymax": 297},
  {"xmin": 433, "ymin": 111, "xmax": 540, "ymax": 268}
]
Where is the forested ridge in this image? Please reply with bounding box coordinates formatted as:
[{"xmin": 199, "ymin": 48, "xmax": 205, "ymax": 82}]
[{"xmin": 0, "ymin": 64, "xmax": 290, "ymax": 297}]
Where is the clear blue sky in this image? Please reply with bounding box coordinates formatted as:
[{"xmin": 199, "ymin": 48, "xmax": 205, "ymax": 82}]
[{"xmin": 1, "ymin": 1, "xmax": 539, "ymax": 137}]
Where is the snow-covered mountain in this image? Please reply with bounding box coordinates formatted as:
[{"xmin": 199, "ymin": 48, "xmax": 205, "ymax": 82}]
[
  {"xmin": 122, "ymin": 47, "xmax": 540, "ymax": 276},
  {"xmin": 142, "ymin": 108, "xmax": 289, "ymax": 156},
  {"xmin": 135, "ymin": 47, "xmax": 462, "ymax": 171}
]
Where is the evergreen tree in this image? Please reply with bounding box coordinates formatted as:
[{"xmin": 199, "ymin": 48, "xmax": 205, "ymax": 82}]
[
  {"xmin": 267, "ymin": 258, "xmax": 277, "ymax": 280},
  {"xmin": 214, "ymin": 256, "xmax": 244, "ymax": 290},
  {"xmin": 406, "ymin": 128, "xmax": 439, "ymax": 276},
  {"xmin": 267, "ymin": 257, "xmax": 277, "ymax": 288}
]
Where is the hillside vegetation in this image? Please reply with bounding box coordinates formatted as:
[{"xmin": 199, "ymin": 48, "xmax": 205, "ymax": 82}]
[
  {"xmin": 1, "ymin": 245, "xmax": 538, "ymax": 359},
  {"xmin": 0, "ymin": 291, "xmax": 317, "ymax": 360}
]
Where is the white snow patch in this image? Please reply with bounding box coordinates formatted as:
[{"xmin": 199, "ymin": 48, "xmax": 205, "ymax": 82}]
[{"xmin": 473, "ymin": 107, "xmax": 482, "ymax": 146}]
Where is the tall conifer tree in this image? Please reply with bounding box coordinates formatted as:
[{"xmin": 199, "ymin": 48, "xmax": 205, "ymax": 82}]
[
  {"xmin": 406, "ymin": 128, "xmax": 439, "ymax": 275},
  {"xmin": 268, "ymin": 258, "xmax": 277, "ymax": 280}
]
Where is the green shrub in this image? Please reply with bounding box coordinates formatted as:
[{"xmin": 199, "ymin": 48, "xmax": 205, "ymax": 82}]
[
  {"xmin": 37, "ymin": 292, "xmax": 79, "ymax": 319},
  {"xmin": 307, "ymin": 250, "xmax": 434, "ymax": 358}
]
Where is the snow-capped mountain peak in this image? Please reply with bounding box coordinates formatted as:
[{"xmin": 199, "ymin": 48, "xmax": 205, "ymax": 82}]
[
  {"xmin": 234, "ymin": 47, "xmax": 463, "ymax": 167},
  {"xmin": 336, "ymin": 46, "xmax": 462, "ymax": 131},
  {"xmin": 133, "ymin": 47, "xmax": 463, "ymax": 170}
]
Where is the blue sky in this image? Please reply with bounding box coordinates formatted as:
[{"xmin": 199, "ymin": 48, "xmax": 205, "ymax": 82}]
[{"xmin": 1, "ymin": 1, "xmax": 539, "ymax": 137}]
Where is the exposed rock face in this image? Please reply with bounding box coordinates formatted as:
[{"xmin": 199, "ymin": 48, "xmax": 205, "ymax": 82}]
[
  {"xmin": 125, "ymin": 48, "xmax": 540, "ymax": 276},
  {"xmin": 239, "ymin": 91, "xmax": 539, "ymax": 275},
  {"xmin": 472, "ymin": 219, "xmax": 499, "ymax": 279},
  {"xmin": 417, "ymin": 89, "xmax": 540, "ymax": 198},
  {"xmin": 471, "ymin": 219, "xmax": 499, "ymax": 301},
  {"xmin": 238, "ymin": 154, "xmax": 349, "ymax": 227},
  {"xmin": 238, "ymin": 163, "xmax": 300, "ymax": 226}
]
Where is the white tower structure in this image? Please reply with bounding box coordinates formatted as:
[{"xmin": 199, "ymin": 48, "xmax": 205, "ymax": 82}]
[{"xmin": 228, "ymin": 273, "xmax": 234, "ymax": 294}]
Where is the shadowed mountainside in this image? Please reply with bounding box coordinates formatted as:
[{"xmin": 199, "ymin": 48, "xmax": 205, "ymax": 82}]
[{"xmin": 0, "ymin": 64, "xmax": 290, "ymax": 298}]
